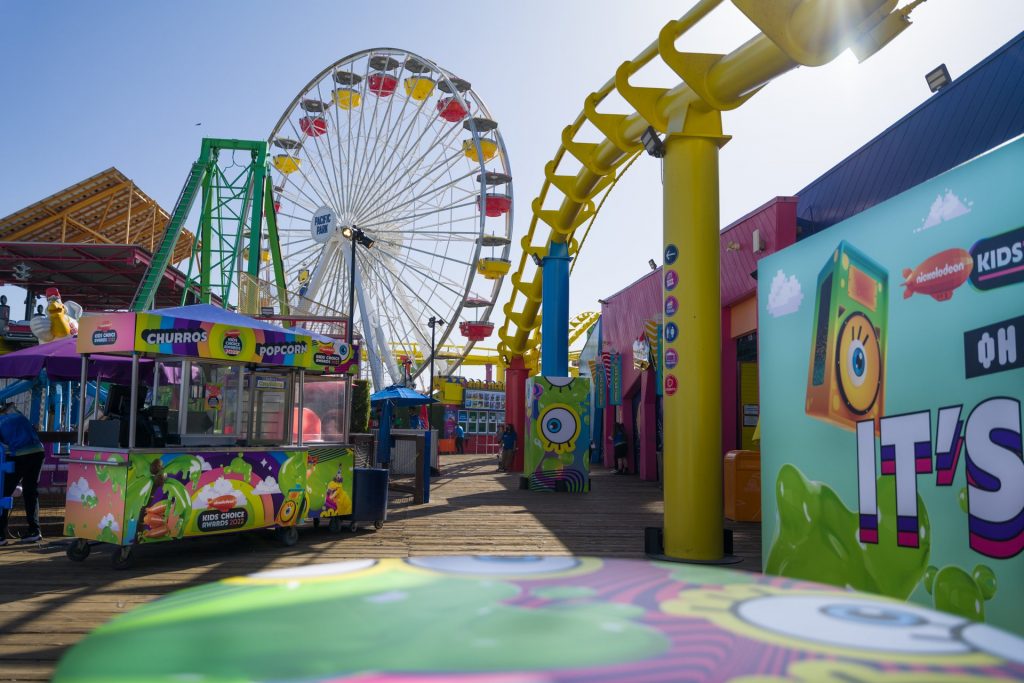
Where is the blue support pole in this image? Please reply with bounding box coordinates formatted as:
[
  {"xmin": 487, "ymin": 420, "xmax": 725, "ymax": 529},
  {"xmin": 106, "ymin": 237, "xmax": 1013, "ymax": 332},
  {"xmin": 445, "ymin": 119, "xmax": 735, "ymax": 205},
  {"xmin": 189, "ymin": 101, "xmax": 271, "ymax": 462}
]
[
  {"xmin": 540, "ymin": 241, "xmax": 571, "ymax": 377},
  {"xmin": 376, "ymin": 401, "xmax": 393, "ymax": 466}
]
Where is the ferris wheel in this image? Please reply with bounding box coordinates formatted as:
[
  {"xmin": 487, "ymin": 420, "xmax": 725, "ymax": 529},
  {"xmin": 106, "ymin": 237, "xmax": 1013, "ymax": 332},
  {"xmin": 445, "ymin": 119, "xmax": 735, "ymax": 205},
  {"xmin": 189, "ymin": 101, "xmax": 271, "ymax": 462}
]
[{"xmin": 265, "ymin": 48, "xmax": 513, "ymax": 389}]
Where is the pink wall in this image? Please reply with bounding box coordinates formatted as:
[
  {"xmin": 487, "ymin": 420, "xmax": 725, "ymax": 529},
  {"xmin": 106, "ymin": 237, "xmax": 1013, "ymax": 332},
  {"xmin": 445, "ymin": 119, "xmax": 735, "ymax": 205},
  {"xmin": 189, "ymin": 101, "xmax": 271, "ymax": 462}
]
[
  {"xmin": 719, "ymin": 198, "xmax": 798, "ymax": 306},
  {"xmin": 599, "ymin": 268, "xmax": 662, "ymax": 400},
  {"xmin": 596, "ymin": 197, "xmax": 799, "ymax": 461}
]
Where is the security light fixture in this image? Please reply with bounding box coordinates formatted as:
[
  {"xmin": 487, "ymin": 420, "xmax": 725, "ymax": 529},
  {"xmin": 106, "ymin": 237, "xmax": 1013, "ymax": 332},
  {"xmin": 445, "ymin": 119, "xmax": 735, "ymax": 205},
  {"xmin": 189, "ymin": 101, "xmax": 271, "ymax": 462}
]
[
  {"xmin": 343, "ymin": 226, "xmax": 374, "ymax": 249},
  {"xmin": 641, "ymin": 126, "xmax": 665, "ymax": 158},
  {"xmin": 648, "ymin": 259, "xmax": 657, "ymax": 271},
  {"xmin": 926, "ymin": 64, "xmax": 952, "ymax": 93}
]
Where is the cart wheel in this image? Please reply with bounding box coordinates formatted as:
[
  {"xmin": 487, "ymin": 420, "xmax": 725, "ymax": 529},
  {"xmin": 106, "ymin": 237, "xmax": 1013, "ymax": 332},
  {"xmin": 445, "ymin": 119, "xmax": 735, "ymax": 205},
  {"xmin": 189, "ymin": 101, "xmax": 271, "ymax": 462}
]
[
  {"xmin": 328, "ymin": 518, "xmax": 344, "ymax": 534},
  {"xmin": 66, "ymin": 539, "xmax": 91, "ymax": 562},
  {"xmin": 312, "ymin": 518, "xmax": 321, "ymax": 530},
  {"xmin": 278, "ymin": 526, "xmax": 299, "ymax": 547},
  {"xmin": 110, "ymin": 545, "xmax": 135, "ymax": 570},
  {"xmin": 374, "ymin": 520, "xmax": 384, "ymax": 530}
]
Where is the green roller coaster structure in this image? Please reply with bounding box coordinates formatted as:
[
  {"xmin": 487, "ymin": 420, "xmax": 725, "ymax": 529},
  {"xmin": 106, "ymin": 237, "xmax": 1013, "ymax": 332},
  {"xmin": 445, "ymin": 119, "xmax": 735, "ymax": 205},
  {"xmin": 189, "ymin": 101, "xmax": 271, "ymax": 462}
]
[{"xmin": 132, "ymin": 138, "xmax": 289, "ymax": 314}]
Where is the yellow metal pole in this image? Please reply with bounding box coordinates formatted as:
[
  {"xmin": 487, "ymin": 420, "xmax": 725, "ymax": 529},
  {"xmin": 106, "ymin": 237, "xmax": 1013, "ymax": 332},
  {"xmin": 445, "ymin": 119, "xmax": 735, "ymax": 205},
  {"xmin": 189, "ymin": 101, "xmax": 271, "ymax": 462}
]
[{"xmin": 662, "ymin": 118, "xmax": 726, "ymax": 561}]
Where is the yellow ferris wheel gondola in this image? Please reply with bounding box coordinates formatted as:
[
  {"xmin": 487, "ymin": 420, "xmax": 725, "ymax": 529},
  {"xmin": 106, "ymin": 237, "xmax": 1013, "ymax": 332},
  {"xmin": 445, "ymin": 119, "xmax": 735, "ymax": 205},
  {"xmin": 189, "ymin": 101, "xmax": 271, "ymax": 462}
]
[
  {"xmin": 272, "ymin": 155, "xmax": 301, "ymax": 174},
  {"xmin": 463, "ymin": 138, "xmax": 498, "ymax": 162},
  {"xmin": 476, "ymin": 257, "xmax": 511, "ymax": 280},
  {"xmin": 334, "ymin": 88, "xmax": 362, "ymax": 110},
  {"xmin": 404, "ymin": 77, "xmax": 435, "ymax": 101},
  {"xmin": 332, "ymin": 70, "xmax": 363, "ymax": 110}
]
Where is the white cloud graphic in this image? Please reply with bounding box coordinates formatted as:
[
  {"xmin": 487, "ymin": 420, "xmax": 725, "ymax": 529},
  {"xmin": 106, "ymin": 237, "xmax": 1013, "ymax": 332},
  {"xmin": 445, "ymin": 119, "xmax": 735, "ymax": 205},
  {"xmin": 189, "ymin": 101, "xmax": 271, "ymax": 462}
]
[
  {"xmin": 918, "ymin": 189, "xmax": 973, "ymax": 232},
  {"xmin": 767, "ymin": 269, "xmax": 803, "ymax": 318},
  {"xmin": 195, "ymin": 477, "xmax": 244, "ymax": 509},
  {"xmin": 197, "ymin": 456, "xmax": 212, "ymax": 471},
  {"xmin": 99, "ymin": 513, "xmax": 120, "ymax": 533},
  {"xmin": 67, "ymin": 477, "xmax": 95, "ymax": 503},
  {"xmin": 252, "ymin": 476, "xmax": 281, "ymax": 495}
]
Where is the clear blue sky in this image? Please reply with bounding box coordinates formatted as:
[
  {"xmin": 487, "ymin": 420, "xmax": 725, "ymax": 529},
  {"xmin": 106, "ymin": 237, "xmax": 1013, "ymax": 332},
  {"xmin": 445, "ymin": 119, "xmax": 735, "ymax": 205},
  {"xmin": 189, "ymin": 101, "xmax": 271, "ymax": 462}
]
[{"xmin": 0, "ymin": 1, "xmax": 1021, "ymax": 340}]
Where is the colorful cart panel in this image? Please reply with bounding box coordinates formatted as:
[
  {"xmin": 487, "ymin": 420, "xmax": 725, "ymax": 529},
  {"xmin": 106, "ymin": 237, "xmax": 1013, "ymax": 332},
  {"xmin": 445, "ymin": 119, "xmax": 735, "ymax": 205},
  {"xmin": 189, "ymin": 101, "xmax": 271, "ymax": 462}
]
[{"xmin": 65, "ymin": 445, "xmax": 353, "ymax": 545}]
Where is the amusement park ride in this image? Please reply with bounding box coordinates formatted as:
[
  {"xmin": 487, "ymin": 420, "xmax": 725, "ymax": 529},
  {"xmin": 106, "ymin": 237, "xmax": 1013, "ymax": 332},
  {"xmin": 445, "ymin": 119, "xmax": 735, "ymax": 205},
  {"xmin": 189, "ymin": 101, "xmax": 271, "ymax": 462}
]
[
  {"xmin": 0, "ymin": 0, "xmax": 926, "ymax": 569},
  {"xmin": 130, "ymin": 49, "xmax": 514, "ymax": 395},
  {"xmin": 497, "ymin": 0, "xmax": 927, "ymax": 562}
]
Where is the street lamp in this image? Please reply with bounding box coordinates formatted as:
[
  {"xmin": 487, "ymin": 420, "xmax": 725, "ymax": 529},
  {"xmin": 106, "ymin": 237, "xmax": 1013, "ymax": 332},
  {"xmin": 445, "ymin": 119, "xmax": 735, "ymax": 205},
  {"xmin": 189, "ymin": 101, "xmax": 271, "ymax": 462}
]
[
  {"xmin": 341, "ymin": 225, "xmax": 374, "ymax": 346},
  {"xmin": 427, "ymin": 315, "xmax": 445, "ymax": 398},
  {"xmin": 342, "ymin": 227, "xmax": 374, "ymax": 446}
]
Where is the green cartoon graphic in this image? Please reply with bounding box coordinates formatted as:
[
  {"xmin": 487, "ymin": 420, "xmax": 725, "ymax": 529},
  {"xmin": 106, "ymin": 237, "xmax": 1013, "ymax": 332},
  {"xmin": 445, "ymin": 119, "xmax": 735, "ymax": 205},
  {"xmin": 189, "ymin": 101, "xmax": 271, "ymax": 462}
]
[
  {"xmin": 224, "ymin": 454, "xmax": 252, "ymax": 483},
  {"xmin": 54, "ymin": 559, "xmax": 667, "ymax": 681},
  {"xmin": 766, "ymin": 465, "xmax": 930, "ymax": 599},
  {"xmin": 924, "ymin": 564, "xmax": 998, "ymax": 622}
]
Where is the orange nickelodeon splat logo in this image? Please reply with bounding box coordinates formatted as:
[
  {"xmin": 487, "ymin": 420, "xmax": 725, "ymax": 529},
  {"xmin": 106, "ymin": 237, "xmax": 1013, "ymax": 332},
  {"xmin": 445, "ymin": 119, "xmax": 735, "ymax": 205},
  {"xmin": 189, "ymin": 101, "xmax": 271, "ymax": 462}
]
[{"xmin": 901, "ymin": 248, "xmax": 973, "ymax": 302}]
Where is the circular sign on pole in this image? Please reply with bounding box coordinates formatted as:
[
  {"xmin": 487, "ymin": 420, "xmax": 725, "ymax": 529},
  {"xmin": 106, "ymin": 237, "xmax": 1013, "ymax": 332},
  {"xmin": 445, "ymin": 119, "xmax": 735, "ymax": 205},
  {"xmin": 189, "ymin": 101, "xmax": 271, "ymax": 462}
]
[
  {"xmin": 665, "ymin": 348, "xmax": 679, "ymax": 370},
  {"xmin": 665, "ymin": 269, "xmax": 679, "ymax": 291},
  {"xmin": 665, "ymin": 322, "xmax": 679, "ymax": 343},
  {"xmin": 311, "ymin": 206, "xmax": 337, "ymax": 244},
  {"xmin": 665, "ymin": 296, "xmax": 678, "ymax": 318},
  {"xmin": 664, "ymin": 244, "xmax": 678, "ymax": 265},
  {"xmin": 665, "ymin": 374, "xmax": 678, "ymax": 396}
]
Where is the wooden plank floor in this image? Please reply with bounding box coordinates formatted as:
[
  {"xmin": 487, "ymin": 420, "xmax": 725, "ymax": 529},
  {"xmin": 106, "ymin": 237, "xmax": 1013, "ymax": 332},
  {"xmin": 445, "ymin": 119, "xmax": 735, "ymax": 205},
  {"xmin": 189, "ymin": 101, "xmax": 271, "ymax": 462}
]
[{"xmin": 0, "ymin": 453, "xmax": 761, "ymax": 681}]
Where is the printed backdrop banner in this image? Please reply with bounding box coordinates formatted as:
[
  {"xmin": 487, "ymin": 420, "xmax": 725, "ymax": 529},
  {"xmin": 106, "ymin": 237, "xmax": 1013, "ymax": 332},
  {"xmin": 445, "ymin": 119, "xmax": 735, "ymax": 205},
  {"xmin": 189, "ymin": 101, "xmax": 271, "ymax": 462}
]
[
  {"xmin": 757, "ymin": 138, "xmax": 1024, "ymax": 636},
  {"xmin": 524, "ymin": 376, "xmax": 591, "ymax": 493},
  {"xmin": 609, "ymin": 352, "xmax": 623, "ymax": 407}
]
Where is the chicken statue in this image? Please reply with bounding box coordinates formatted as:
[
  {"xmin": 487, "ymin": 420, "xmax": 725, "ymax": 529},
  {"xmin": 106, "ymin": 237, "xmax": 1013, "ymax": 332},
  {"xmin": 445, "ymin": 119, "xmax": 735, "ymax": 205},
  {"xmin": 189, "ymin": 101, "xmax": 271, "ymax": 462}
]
[{"xmin": 30, "ymin": 288, "xmax": 82, "ymax": 343}]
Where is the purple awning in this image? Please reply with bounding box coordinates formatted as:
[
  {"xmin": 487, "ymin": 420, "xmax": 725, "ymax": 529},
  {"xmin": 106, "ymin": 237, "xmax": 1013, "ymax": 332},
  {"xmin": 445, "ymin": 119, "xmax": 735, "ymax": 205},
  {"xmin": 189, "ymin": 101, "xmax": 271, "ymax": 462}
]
[{"xmin": 0, "ymin": 336, "xmax": 152, "ymax": 384}]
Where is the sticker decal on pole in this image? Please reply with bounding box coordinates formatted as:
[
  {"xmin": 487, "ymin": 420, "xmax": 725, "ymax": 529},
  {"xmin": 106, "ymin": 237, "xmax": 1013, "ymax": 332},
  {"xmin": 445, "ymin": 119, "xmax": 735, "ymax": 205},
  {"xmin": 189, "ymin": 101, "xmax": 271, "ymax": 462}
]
[
  {"xmin": 665, "ymin": 322, "xmax": 679, "ymax": 343},
  {"xmin": 665, "ymin": 296, "xmax": 678, "ymax": 318},
  {"xmin": 665, "ymin": 348, "xmax": 679, "ymax": 370},
  {"xmin": 665, "ymin": 374, "xmax": 678, "ymax": 396},
  {"xmin": 665, "ymin": 270, "xmax": 679, "ymax": 291}
]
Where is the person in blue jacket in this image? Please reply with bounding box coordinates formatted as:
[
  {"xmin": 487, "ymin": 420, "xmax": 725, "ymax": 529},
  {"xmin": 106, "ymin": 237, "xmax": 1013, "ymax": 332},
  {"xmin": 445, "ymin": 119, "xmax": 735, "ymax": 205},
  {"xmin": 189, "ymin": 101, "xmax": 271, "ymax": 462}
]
[
  {"xmin": 455, "ymin": 423, "xmax": 465, "ymax": 454},
  {"xmin": 0, "ymin": 403, "xmax": 45, "ymax": 544},
  {"xmin": 499, "ymin": 424, "xmax": 517, "ymax": 472}
]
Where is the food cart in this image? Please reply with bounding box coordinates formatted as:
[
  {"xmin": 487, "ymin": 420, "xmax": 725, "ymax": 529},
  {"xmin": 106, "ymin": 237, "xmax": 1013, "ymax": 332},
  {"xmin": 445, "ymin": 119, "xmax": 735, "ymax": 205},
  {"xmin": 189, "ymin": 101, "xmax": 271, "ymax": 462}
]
[{"xmin": 62, "ymin": 304, "xmax": 373, "ymax": 568}]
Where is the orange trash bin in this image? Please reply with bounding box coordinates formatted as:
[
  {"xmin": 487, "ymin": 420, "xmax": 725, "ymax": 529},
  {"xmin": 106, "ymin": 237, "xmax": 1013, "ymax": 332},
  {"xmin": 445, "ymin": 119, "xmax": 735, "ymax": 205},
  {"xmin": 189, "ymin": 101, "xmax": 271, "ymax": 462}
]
[{"xmin": 724, "ymin": 450, "xmax": 761, "ymax": 522}]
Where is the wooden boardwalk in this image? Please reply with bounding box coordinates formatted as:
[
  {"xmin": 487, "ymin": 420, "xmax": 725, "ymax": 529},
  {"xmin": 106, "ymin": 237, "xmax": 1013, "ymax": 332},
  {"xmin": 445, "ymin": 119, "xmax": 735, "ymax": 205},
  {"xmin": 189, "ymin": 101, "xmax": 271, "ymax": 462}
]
[{"xmin": 0, "ymin": 454, "xmax": 761, "ymax": 681}]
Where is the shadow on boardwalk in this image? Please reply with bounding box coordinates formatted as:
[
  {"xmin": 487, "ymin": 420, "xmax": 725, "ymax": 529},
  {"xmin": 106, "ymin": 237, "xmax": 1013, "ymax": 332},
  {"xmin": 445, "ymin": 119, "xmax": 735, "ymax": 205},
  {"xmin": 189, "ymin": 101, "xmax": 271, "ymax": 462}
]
[{"xmin": 0, "ymin": 453, "xmax": 760, "ymax": 680}]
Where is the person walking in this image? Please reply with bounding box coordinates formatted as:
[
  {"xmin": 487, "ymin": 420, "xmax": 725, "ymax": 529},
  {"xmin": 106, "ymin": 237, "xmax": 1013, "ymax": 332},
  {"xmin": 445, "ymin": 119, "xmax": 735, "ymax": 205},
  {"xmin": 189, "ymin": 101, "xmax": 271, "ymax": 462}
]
[
  {"xmin": 613, "ymin": 422, "xmax": 629, "ymax": 475},
  {"xmin": 455, "ymin": 423, "xmax": 465, "ymax": 454},
  {"xmin": 499, "ymin": 424, "xmax": 517, "ymax": 472},
  {"xmin": 0, "ymin": 403, "xmax": 46, "ymax": 544}
]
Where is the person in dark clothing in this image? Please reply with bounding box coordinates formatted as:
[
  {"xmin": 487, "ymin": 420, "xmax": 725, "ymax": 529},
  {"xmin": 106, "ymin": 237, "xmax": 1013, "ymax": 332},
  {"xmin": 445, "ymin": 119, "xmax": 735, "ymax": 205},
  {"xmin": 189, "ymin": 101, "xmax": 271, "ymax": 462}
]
[
  {"xmin": 613, "ymin": 422, "xmax": 629, "ymax": 474},
  {"xmin": 455, "ymin": 423, "xmax": 465, "ymax": 454},
  {"xmin": 499, "ymin": 424, "xmax": 517, "ymax": 472},
  {"xmin": 0, "ymin": 403, "xmax": 45, "ymax": 544}
]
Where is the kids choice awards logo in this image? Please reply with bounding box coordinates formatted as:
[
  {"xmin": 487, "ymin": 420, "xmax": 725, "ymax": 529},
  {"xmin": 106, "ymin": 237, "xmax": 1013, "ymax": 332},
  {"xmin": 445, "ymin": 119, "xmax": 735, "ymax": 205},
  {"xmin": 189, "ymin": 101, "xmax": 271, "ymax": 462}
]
[
  {"xmin": 91, "ymin": 322, "xmax": 117, "ymax": 346},
  {"xmin": 222, "ymin": 330, "xmax": 243, "ymax": 357},
  {"xmin": 314, "ymin": 341, "xmax": 343, "ymax": 367},
  {"xmin": 970, "ymin": 226, "xmax": 1024, "ymax": 291}
]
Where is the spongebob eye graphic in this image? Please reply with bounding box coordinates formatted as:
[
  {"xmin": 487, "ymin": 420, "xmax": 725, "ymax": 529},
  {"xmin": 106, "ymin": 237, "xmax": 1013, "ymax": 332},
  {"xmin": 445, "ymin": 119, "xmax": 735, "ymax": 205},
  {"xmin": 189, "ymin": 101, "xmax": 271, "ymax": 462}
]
[
  {"xmin": 736, "ymin": 595, "xmax": 973, "ymax": 655},
  {"xmin": 545, "ymin": 377, "xmax": 574, "ymax": 388},
  {"xmin": 406, "ymin": 556, "xmax": 581, "ymax": 575},
  {"xmin": 336, "ymin": 342, "xmax": 351, "ymax": 361},
  {"xmin": 835, "ymin": 311, "xmax": 881, "ymax": 415},
  {"xmin": 538, "ymin": 404, "xmax": 580, "ymax": 453}
]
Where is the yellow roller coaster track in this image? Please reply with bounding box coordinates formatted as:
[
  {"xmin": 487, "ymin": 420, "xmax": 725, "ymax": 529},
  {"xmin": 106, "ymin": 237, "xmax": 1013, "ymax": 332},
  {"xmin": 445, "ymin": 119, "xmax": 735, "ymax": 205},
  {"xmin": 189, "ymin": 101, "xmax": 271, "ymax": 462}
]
[
  {"xmin": 393, "ymin": 310, "xmax": 598, "ymax": 375},
  {"xmin": 497, "ymin": 0, "xmax": 924, "ymax": 363}
]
